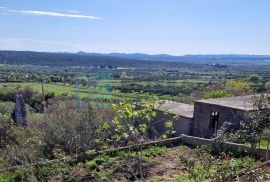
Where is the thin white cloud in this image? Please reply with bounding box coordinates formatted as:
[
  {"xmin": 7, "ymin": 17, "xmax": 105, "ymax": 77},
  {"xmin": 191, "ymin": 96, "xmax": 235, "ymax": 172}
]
[
  {"xmin": 3, "ymin": 8, "xmax": 101, "ymax": 20},
  {"xmin": 65, "ymin": 10, "xmax": 79, "ymax": 14},
  {"xmin": 53, "ymin": 9, "xmax": 80, "ymax": 14},
  {"xmin": 0, "ymin": 6, "xmax": 6, "ymax": 9}
]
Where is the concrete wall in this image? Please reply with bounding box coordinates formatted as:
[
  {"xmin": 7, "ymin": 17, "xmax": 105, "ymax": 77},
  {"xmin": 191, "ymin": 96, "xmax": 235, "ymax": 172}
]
[
  {"xmin": 180, "ymin": 134, "xmax": 270, "ymax": 160},
  {"xmin": 192, "ymin": 102, "xmax": 244, "ymax": 138},
  {"xmin": 151, "ymin": 111, "xmax": 193, "ymax": 137}
]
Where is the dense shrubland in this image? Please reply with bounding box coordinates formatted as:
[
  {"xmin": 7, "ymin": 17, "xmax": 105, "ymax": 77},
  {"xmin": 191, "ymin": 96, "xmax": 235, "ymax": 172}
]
[
  {"xmin": 0, "ymin": 96, "xmax": 175, "ymax": 180},
  {"xmin": 0, "ymin": 98, "xmax": 109, "ymax": 180},
  {"xmin": 0, "ymin": 95, "xmax": 268, "ymax": 181}
]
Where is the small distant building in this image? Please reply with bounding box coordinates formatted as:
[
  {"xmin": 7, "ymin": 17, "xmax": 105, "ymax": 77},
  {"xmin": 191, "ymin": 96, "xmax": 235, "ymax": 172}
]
[{"xmin": 153, "ymin": 95, "xmax": 257, "ymax": 138}]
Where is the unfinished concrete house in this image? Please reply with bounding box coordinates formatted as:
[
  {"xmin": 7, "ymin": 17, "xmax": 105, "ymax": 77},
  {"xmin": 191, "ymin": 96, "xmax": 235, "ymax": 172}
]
[
  {"xmin": 152, "ymin": 101, "xmax": 194, "ymax": 137},
  {"xmin": 153, "ymin": 95, "xmax": 256, "ymax": 138}
]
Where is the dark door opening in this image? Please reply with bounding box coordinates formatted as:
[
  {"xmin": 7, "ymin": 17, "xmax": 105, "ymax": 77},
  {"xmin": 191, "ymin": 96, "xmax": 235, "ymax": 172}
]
[{"xmin": 210, "ymin": 111, "xmax": 219, "ymax": 134}]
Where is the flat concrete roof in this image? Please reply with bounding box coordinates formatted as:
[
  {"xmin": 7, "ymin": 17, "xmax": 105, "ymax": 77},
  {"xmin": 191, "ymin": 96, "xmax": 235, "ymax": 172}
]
[
  {"xmin": 157, "ymin": 101, "xmax": 194, "ymax": 118},
  {"xmin": 195, "ymin": 95, "xmax": 256, "ymax": 111}
]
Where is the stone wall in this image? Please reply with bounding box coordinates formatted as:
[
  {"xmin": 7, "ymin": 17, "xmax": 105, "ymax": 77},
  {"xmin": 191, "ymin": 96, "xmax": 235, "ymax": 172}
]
[{"xmin": 192, "ymin": 102, "xmax": 244, "ymax": 138}]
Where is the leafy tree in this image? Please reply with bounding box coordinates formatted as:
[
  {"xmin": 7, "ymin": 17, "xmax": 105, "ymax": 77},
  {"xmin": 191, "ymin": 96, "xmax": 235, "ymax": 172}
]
[
  {"xmin": 8, "ymin": 72, "xmax": 16, "ymax": 82},
  {"xmin": 120, "ymin": 72, "xmax": 128, "ymax": 79},
  {"xmin": 225, "ymin": 80, "xmax": 252, "ymax": 96},
  {"xmin": 202, "ymin": 90, "xmax": 232, "ymax": 99},
  {"xmin": 107, "ymin": 99, "xmax": 158, "ymax": 146},
  {"xmin": 80, "ymin": 78, "xmax": 88, "ymax": 87},
  {"xmin": 248, "ymin": 74, "xmax": 262, "ymax": 84},
  {"xmin": 265, "ymin": 80, "xmax": 270, "ymax": 92},
  {"xmin": 103, "ymin": 98, "xmax": 174, "ymax": 180},
  {"xmin": 29, "ymin": 92, "xmax": 54, "ymax": 112}
]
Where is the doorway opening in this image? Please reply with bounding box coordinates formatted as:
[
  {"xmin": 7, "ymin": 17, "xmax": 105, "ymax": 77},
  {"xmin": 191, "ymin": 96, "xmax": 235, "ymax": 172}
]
[{"xmin": 209, "ymin": 111, "xmax": 219, "ymax": 134}]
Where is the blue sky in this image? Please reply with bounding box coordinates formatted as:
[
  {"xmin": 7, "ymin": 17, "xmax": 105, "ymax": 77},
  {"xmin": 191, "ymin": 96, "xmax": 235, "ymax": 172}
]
[{"xmin": 0, "ymin": 0, "xmax": 269, "ymax": 55}]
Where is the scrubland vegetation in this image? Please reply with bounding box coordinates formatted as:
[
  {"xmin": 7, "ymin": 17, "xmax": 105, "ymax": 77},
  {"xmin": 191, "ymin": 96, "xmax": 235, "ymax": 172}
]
[{"xmin": 0, "ymin": 51, "xmax": 270, "ymax": 181}]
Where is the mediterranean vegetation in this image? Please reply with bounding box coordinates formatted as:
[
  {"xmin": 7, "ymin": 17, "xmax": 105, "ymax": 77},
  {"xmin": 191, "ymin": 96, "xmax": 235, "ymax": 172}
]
[{"xmin": 0, "ymin": 51, "xmax": 270, "ymax": 181}]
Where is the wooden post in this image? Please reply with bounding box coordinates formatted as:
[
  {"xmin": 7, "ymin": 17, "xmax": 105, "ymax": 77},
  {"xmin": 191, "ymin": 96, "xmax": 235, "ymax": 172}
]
[{"xmin": 41, "ymin": 79, "xmax": 45, "ymax": 102}]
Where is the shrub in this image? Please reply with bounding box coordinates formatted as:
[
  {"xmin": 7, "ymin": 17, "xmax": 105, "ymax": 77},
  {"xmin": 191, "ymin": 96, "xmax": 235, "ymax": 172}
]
[
  {"xmin": 248, "ymin": 74, "xmax": 262, "ymax": 84},
  {"xmin": 41, "ymin": 98, "xmax": 112, "ymax": 156},
  {"xmin": 29, "ymin": 92, "xmax": 54, "ymax": 112},
  {"xmin": 265, "ymin": 81, "xmax": 270, "ymax": 92},
  {"xmin": 214, "ymin": 157, "xmax": 262, "ymax": 181},
  {"xmin": 202, "ymin": 90, "xmax": 232, "ymax": 99},
  {"xmin": 226, "ymin": 94, "xmax": 270, "ymax": 148},
  {"xmin": 225, "ymin": 80, "xmax": 252, "ymax": 96},
  {"xmin": 85, "ymin": 160, "xmax": 98, "ymax": 170}
]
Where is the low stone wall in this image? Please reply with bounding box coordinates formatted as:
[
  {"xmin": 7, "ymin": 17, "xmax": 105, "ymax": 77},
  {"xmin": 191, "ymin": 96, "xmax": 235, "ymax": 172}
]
[
  {"xmin": 180, "ymin": 134, "xmax": 270, "ymax": 160},
  {"xmin": 96, "ymin": 134, "xmax": 270, "ymax": 160},
  {"xmin": 91, "ymin": 134, "xmax": 270, "ymax": 160}
]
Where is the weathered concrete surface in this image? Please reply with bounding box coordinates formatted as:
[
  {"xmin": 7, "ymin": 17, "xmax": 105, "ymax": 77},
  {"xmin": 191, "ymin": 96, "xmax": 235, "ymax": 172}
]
[
  {"xmin": 155, "ymin": 95, "xmax": 262, "ymax": 138},
  {"xmin": 151, "ymin": 110, "xmax": 193, "ymax": 137},
  {"xmin": 180, "ymin": 134, "xmax": 270, "ymax": 160},
  {"xmin": 192, "ymin": 95, "xmax": 259, "ymax": 137},
  {"xmin": 196, "ymin": 95, "xmax": 256, "ymax": 111},
  {"xmin": 192, "ymin": 101, "xmax": 244, "ymax": 138},
  {"xmin": 156, "ymin": 101, "xmax": 194, "ymax": 119}
]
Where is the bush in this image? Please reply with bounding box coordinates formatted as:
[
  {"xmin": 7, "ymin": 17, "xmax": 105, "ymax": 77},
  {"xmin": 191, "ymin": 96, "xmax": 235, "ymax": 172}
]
[
  {"xmin": 214, "ymin": 157, "xmax": 262, "ymax": 181},
  {"xmin": 41, "ymin": 98, "xmax": 112, "ymax": 156},
  {"xmin": 248, "ymin": 74, "xmax": 262, "ymax": 84},
  {"xmin": 0, "ymin": 87, "xmax": 35, "ymax": 103},
  {"xmin": 202, "ymin": 90, "xmax": 232, "ymax": 99},
  {"xmin": 265, "ymin": 81, "xmax": 270, "ymax": 92},
  {"xmin": 225, "ymin": 80, "xmax": 252, "ymax": 96},
  {"xmin": 85, "ymin": 160, "xmax": 98, "ymax": 170},
  {"xmin": 29, "ymin": 92, "xmax": 54, "ymax": 111}
]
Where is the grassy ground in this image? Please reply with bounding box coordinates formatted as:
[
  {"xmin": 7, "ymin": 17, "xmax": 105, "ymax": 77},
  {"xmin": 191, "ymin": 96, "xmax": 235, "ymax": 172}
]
[
  {"xmin": 1, "ymin": 145, "xmax": 267, "ymax": 181},
  {"xmin": 0, "ymin": 82, "xmax": 188, "ymax": 101},
  {"xmin": 257, "ymin": 140, "xmax": 270, "ymax": 149}
]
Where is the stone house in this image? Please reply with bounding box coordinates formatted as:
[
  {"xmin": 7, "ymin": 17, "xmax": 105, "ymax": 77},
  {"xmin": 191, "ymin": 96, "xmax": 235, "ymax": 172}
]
[{"xmin": 153, "ymin": 95, "xmax": 256, "ymax": 138}]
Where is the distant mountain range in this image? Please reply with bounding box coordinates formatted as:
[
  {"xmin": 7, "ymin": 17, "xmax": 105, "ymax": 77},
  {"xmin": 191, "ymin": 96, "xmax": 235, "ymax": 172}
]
[
  {"xmin": 75, "ymin": 52, "xmax": 270, "ymax": 62},
  {"xmin": 0, "ymin": 50, "xmax": 180, "ymax": 68},
  {"xmin": 0, "ymin": 50, "xmax": 270, "ymax": 68}
]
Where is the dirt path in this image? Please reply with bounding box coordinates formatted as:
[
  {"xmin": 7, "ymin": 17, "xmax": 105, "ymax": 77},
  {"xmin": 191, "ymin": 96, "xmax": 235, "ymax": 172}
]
[{"xmin": 146, "ymin": 146, "xmax": 198, "ymax": 181}]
